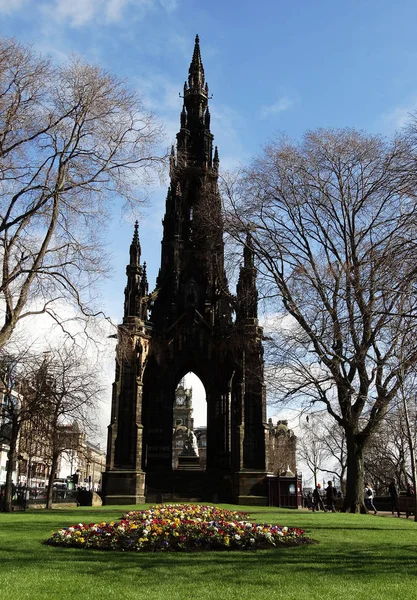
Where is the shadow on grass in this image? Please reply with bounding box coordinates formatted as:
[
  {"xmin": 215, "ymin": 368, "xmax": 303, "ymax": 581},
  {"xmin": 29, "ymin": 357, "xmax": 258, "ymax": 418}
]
[{"xmin": 2, "ymin": 543, "xmax": 417, "ymax": 583}]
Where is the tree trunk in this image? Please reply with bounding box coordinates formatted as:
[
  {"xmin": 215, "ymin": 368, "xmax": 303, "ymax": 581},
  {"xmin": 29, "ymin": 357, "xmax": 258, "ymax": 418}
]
[
  {"xmin": 400, "ymin": 389, "xmax": 417, "ymax": 521},
  {"xmin": 46, "ymin": 453, "xmax": 59, "ymax": 509},
  {"xmin": 343, "ymin": 434, "xmax": 366, "ymax": 513},
  {"xmin": 2, "ymin": 422, "xmax": 19, "ymax": 512},
  {"xmin": 340, "ymin": 465, "xmax": 347, "ymax": 495}
]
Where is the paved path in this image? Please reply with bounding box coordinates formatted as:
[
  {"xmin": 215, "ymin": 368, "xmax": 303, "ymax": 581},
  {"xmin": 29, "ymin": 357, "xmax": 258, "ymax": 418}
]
[{"xmin": 373, "ymin": 510, "xmax": 416, "ymax": 520}]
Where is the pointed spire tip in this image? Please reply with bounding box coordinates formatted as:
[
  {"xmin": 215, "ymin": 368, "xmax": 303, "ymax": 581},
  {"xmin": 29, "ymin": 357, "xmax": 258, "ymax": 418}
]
[{"xmin": 131, "ymin": 221, "xmax": 140, "ymax": 251}]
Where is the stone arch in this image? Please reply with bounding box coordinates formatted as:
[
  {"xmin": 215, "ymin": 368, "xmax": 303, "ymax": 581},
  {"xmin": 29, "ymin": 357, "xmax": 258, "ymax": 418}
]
[{"xmin": 172, "ymin": 372, "xmax": 207, "ymax": 470}]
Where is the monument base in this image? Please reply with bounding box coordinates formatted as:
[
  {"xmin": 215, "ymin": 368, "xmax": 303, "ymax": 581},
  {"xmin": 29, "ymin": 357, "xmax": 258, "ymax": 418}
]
[
  {"xmin": 102, "ymin": 469, "xmax": 146, "ymax": 505},
  {"xmin": 233, "ymin": 470, "xmax": 269, "ymax": 505},
  {"xmin": 177, "ymin": 455, "xmax": 201, "ymax": 470}
]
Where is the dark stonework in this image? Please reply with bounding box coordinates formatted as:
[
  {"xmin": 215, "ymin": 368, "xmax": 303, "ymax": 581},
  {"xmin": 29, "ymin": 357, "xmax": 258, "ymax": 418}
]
[{"xmin": 103, "ymin": 36, "xmax": 270, "ymax": 506}]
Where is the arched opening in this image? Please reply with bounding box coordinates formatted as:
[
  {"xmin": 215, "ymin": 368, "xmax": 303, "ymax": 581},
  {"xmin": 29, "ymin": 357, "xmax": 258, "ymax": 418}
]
[{"xmin": 172, "ymin": 372, "xmax": 207, "ymax": 470}]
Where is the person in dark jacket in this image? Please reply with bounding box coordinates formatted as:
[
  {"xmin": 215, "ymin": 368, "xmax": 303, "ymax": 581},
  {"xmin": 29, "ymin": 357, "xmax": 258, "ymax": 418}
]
[
  {"xmin": 388, "ymin": 479, "xmax": 400, "ymax": 517},
  {"xmin": 406, "ymin": 482, "xmax": 415, "ymax": 496},
  {"xmin": 312, "ymin": 484, "xmax": 326, "ymax": 511},
  {"xmin": 326, "ymin": 480, "xmax": 337, "ymax": 512}
]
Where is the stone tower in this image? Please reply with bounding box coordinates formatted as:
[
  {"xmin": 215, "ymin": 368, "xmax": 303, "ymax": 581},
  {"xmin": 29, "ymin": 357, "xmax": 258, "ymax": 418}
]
[{"xmin": 103, "ymin": 36, "xmax": 269, "ymax": 505}]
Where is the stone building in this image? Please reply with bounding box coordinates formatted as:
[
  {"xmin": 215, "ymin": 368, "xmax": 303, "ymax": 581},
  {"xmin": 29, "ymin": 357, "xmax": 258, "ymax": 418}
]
[
  {"xmin": 0, "ymin": 384, "xmax": 51, "ymax": 488},
  {"xmin": 54, "ymin": 424, "xmax": 106, "ymax": 491},
  {"xmin": 267, "ymin": 419, "xmax": 297, "ymax": 476}
]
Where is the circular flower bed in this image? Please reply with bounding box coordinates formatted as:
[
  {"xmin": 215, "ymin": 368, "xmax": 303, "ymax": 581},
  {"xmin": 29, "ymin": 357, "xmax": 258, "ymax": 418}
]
[
  {"xmin": 45, "ymin": 504, "xmax": 311, "ymax": 552},
  {"xmin": 122, "ymin": 504, "xmax": 249, "ymax": 523}
]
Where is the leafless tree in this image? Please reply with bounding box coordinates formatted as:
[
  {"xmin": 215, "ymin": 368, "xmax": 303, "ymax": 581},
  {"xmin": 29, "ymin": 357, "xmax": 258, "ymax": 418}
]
[
  {"xmin": 296, "ymin": 412, "xmax": 346, "ymax": 489},
  {"xmin": 363, "ymin": 408, "xmax": 410, "ymax": 493},
  {"xmin": 224, "ymin": 128, "xmax": 417, "ymax": 512},
  {"xmin": 0, "ymin": 37, "xmax": 165, "ymax": 349},
  {"xmin": 28, "ymin": 346, "xmax": 102, "ymax": 509},
  {"xmin": 397, "ymin": 371, "xmax": 417, "ymax": 520},
  {"xmin": 363, "ymin": 369, "xmax": 417, "ymax": 518},
  {"xmin": 0, "ymin": 346, "xmax": 44, "ymax": 512},
  {"xmin": 297, "ymin": 417, "xmax": 330, "ymax": 488}
]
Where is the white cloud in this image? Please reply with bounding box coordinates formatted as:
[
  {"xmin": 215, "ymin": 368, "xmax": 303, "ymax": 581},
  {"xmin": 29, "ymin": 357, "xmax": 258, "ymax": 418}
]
[
  {"xmin": 210, "ymin": 104, "xmax": 249, "ymax": 171},
  {"xmin": 0, "ymin": 0, "xmax": 25, "ymax": 14},
  {"xmin": 53, "ymin": 0, "xmax": 98, "ymax": 26},
  {"xmin": 382, "ymin": 98, "xmax": 417, "ymax": 131},
  {"xmin": 170, "ymin": 33, "xmax": 193, "ymax": 61},
  {"xmin": 259, "ymin": 96, "xmax": 295, "ymax": 119},
  {"xmin": 0, "ymin": 0, "xmax": 180, "ymax": 31},
  {"xmin": 45, "ymin": 0, "xmax": 176, "ymax": 27},
  {"xmin": 135, "ymin": 73, "xmax": 183, "ymax": 114},
  {"xmin": 159, "ymin": 0, "xmax": 178, "ymax": 11},
  {"xmin": 5, "ymin": 304, "xmax": 117, "ymax": 445},
  {"xmin": 267, "ymin": 407, "xmax": 301, "ymax": 431},
  {"xmin": 105, "ymin": 0, "xmax": 132, "ymax": 22}
]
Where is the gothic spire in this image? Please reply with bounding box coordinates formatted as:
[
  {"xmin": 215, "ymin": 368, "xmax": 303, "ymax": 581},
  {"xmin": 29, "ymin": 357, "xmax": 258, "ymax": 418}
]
[
  {"xmin": 188, "ymin": 34, "xmax": 205, "ymax": 91},
  {"xmin": 140, "ymin": 262, "xmax": 149, "ymax": 320},
  {"xmin": 213, "ymin": 146, "xmax": 219, "ymax": 170},
  {"xmin": 124, "ymin": 221, "xmax": 143, "ymax": 319},
  {"xmin": 129, "ymin": 220, "xmax": 141, "ymax": 266},
  {"xmin": 169, "ymin": 145, "xmax": 176, "ymax": 177},
  {"xmin": 141, "ymin": 262, "xmax": 148, "ymax": 295},
  {"xmin": 176, "ymin": 35, "xmax": 213, "ymax": 168},
  {"xmin": 236, "ymin": 232, "xmax": 258, "ymax": 322},
  {"xmin": 243, "ymin": 231, "xmax": 255, "ymax": 269}
]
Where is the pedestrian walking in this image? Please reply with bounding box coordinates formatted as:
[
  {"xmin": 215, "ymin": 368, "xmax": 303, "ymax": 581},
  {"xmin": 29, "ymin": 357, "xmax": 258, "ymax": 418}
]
[
  {"xmin": 388, "ymin": 479, "xmax": 400, "ymax": 517},
  {"xmin": 364, "ymin": 482, "xmax": 377, "ymax": 515},
  {"xmin": 326, "ymin": 480, "xmax": 337, "ymax": 512},
  {"xmin": 312, "ymin": 484, "xmax": 326, "ymax": 512}
]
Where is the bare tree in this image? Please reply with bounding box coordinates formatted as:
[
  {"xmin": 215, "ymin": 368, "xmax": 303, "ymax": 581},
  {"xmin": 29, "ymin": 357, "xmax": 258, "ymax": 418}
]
[
  {"xmin": 0, "ymin": 347, "xmax": 44, "ymax": 512},
  {"xmin": 28, "ymin": 347, "xmax": 102, "ymax": 509},
  {"xmin": 296, "ymin": 413, "xmax": 346, "ymax": 488},
  {"xmin": 398, "ymin": 372, "xmax": 417, "ymax": 520},
  {"xmin": 319, "ymin": 420, "xmax": 347, "ymax": 491},
  {"xmin": 225, "ymin": 128, "xmax": 417, "ymax": 512},
  {"xmin": 363, "ymin": 407, "xmax": 411, "ymax": 492},
  {"xmin": 0, "ymin": 37, "xmax": 165, "ymax": 349},
  {"xmin": 298, "ymin": 417, "xmax": 330, "ymax": 488},
  {"xmin": 363, "ymin": 370, "xmax": 417, "ymax": 518}
]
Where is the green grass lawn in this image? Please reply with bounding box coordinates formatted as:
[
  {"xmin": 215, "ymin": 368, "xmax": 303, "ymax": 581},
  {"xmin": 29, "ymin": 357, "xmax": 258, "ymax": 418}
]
[{"xmin": 1, "ymin": 505, "xmax": 416, "ymax": 600}]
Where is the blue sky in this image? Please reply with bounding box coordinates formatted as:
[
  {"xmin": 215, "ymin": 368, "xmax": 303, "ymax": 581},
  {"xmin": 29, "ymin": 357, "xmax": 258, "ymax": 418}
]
[
  {"xmin": 2, "ymin": 0, "xmax": 417, "ymax": 320},
  {"xmin": 3, "ymin": 0, "xmax": 417, "ymax": 444}
]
